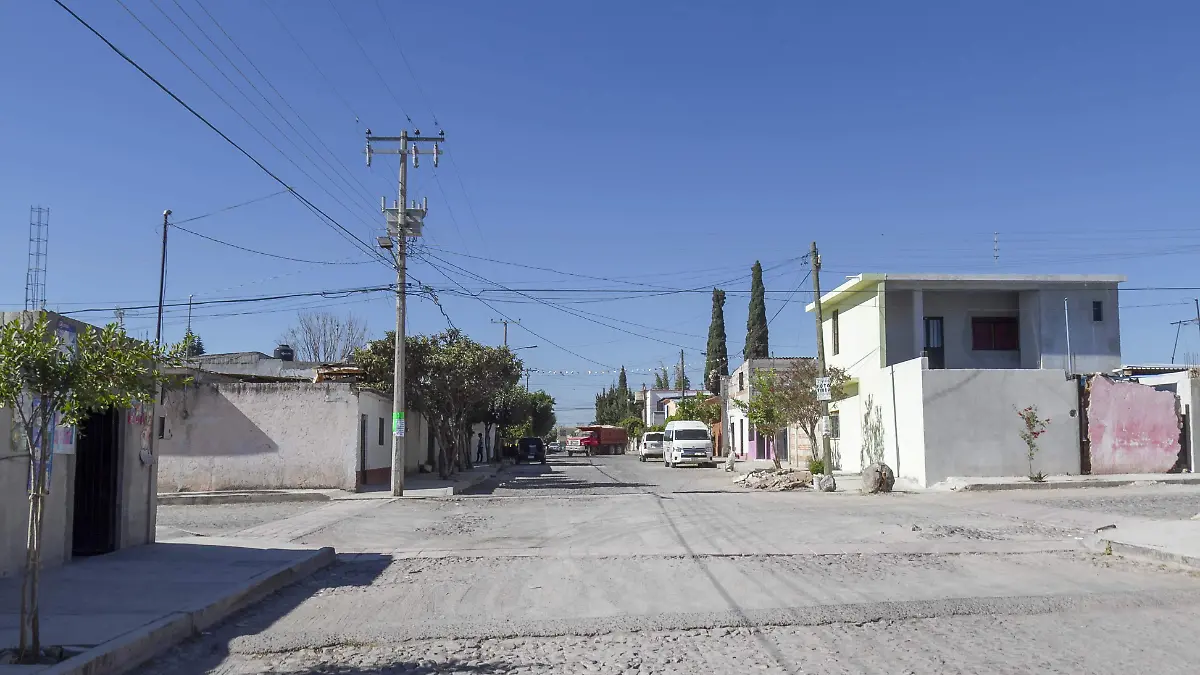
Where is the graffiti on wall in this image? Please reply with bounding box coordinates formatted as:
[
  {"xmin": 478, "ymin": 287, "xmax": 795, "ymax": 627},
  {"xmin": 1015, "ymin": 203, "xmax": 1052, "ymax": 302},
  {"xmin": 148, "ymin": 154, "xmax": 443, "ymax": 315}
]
[{"xmin": 1087, "ymin": 376, "xmax": 1182, "ymax": 475}]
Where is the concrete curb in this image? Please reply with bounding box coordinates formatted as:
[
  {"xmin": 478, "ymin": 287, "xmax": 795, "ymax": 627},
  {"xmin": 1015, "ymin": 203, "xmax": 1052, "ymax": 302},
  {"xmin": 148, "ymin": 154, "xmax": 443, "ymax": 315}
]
[
  {"xmin": 1084, "ymin": 535, "xmax": 1200, "ymax": 571},
  {"xmin": 157, "ymin": 491, "xmax": 333, "ymax": 506},
  {"xmin": 400, "ymin": 465, "xmax": 505, "ymax": 499},
  {"xmin": 954, "ymin": 476, "xmax": 1200, "ymax": 492},
  {"xmin": 37, "ymin": 546, "xmax": 336, "ymax": 675}
]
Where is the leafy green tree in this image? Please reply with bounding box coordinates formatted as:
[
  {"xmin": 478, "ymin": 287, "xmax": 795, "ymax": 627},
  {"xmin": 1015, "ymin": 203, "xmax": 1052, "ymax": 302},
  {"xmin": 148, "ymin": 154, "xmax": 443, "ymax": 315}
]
[
  {"xmin": 593, "ymin": 369, "xmax": 635, "ymax": 425},
  {"xmin": 667, "ymin": 395, "xmax": 721, "ymax": 426},
  {"xmin": 744, "ymin": 261, "xmax": 769, "ymax": 359},
  {"xmin": 0, "ymin": 313, "xmax": 186, "ymax": 663},
  {"xmin": 183, "ymin": 329, "xmax": 205, "ymax": 357},
  {"xmin": 516, "ymin": 390, "xmax": 556, "ymax": 439},
  {"xmin": 354, "ymin": 330, "xmax": 521, "ymax": 477},
  {"xmin": 776, "ymin": 359, "xmax": 848, "ymax": 465},
  {"xmin": 705, "ymin": 289, "xmax": 729, "ymax": 393},
  {"xmin": 619, "ymin": 416, "xmax": 645, "ymax": 441},
  {"xmin": 654, "ymin": 367, "xmax": 670, "ymax": 389},
  {"xmin": 673, "ymin": 350, "xmax": 690, "ymax": 390}
]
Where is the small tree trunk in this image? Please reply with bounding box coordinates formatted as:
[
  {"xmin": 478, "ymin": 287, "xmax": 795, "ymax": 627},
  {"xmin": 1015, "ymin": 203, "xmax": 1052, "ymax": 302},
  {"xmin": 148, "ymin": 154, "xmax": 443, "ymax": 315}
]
[{"xmin": 18, "ymin": 493, "xmax": 34, "ymax": 659}]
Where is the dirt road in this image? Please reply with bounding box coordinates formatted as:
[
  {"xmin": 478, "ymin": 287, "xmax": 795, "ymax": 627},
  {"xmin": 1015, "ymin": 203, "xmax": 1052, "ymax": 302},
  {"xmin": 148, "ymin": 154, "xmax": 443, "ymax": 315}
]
[{"xmin": 138, "ymin": 455, "xmax": 1200, "ymax": 674}]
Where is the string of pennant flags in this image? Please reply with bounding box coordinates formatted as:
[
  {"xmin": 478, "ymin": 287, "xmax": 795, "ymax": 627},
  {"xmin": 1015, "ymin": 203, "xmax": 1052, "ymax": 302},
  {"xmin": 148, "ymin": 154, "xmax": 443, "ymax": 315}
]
[{"xmin": 527, "ymin": 366, "xmax": 691, "ymax": 377}]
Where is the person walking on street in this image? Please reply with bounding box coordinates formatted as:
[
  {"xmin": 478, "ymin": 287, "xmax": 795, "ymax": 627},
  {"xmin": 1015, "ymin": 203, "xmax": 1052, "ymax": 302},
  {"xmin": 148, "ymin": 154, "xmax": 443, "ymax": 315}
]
[{"xmin": 476, "ymin": 433, "xmax": 485, "ymax": 463}]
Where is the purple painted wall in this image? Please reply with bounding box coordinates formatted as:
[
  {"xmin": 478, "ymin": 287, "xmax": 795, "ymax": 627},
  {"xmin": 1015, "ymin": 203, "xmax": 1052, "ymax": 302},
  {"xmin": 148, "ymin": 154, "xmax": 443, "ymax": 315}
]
[{"xmin": 1087, "ymin": 376, "xmax": 1181, "ymax": 474}]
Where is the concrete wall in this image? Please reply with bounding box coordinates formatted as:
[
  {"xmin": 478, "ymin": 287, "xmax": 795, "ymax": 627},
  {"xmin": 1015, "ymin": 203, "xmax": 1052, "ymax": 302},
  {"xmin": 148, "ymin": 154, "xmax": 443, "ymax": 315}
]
[
  {"xmin": 1086, "ymin": 376, "xmax": 1181, "ymax": 474},
  {"xmin": 829, "ymin": 357, "xmax": 927, "ymax": 485},
  {"xmin": 1035, "ymin": 288, "xmax": 1121, "ymax": 373},
  {"xmin": 922, "ymin": 369, "xmax": 1080, "ymax": 486},
  {"xmin": 157, "ymin": 382, "xmax": 361, "ymax": 491}
]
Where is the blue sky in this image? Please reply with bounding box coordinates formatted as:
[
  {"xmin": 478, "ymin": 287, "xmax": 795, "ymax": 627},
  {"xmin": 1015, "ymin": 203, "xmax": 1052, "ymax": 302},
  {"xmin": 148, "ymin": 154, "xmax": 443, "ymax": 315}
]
[{"xmin": 3, "ymin": 1, "xmax": 1200, "ymax": 423}]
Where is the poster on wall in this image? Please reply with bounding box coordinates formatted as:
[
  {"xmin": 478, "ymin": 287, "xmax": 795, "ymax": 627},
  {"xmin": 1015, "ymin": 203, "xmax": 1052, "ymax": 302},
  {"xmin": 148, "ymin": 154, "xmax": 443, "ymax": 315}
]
[{"xmin": 52, "ymin": 320, "xmax": 78, "ymax": 454}]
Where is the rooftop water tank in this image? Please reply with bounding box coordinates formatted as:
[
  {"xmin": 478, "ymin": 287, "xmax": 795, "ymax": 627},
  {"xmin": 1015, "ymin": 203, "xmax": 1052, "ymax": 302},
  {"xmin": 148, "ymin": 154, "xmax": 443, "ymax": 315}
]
[{"xmin": 274, "ymin": 344, "xmax": 295, "ymax": 362}]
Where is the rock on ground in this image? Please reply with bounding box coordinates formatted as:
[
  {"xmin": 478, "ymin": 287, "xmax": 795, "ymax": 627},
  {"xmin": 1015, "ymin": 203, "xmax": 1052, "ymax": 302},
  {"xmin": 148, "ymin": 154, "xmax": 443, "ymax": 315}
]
[
  {"xmin": 736, "ymin": 468, "xmax": 812, "ymax": 491},
  {"xmin": 862, "ymin": 462, "xmax": 896, "ymax": 494},
  {"xmin": 815, "ymin": 474, "xmax": 837, "ymax": 492}
]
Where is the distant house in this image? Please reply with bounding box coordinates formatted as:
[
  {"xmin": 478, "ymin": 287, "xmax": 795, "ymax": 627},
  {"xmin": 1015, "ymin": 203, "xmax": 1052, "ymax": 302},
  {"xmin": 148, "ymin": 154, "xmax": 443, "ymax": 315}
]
[
  {"xmin": 157, "ymin": 345, "xmax": 495, "ymax": 492},
  {"xmin": 809, "ymin": 273, "xmax": 1126, "ymax": 487},
  {"xmin": 725, "ymin": 358, "xmax": 815, "ymax": 466}
]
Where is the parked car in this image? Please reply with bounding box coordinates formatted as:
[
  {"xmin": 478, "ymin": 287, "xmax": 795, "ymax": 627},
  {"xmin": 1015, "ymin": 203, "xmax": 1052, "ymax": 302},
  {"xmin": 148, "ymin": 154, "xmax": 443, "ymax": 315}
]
[
  {"xmin": 639, "ymin": 431, "xmax": 665, "ymax": 462},
  {"xmin": 663, "ymin": 420, "xmax": 714, "ymax": 468},
  {"xmin": 516, "ymin": 437, "xmax": 546, "ymax": 464}
]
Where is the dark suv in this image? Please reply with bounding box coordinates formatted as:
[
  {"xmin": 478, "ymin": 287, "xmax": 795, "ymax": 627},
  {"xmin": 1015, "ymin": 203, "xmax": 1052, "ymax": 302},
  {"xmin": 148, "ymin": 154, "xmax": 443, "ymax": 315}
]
[{"xmin": 517, "ymin": 437, "xmax": 546, "ymax": 464}]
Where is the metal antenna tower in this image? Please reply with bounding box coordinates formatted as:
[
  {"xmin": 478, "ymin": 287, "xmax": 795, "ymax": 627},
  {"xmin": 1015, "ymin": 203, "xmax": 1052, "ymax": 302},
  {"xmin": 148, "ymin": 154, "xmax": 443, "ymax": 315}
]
[{"xmin": 25, "ymin": 206, "xmax": 50, "ymax": 311}]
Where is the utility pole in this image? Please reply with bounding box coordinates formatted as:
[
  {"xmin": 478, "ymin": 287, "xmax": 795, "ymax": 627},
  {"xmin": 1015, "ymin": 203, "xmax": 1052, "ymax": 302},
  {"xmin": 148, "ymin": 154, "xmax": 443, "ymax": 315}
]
[
  {"xmin": 1169, "ymin": 300, "xmax": 1200, "ymax": 365},
  {"xmin": 491, "ymin": 318, "xmax": 520, "ymax": 347},
  {"xmin": 155, "ymin": 210, "xmax": 171, "ymax": 345},
  {"xmin": 525, "ymin": 368, "xmax": 532, "ymax": 392},
  {"xmin": 366, "ymin": 128, "xmax": 443, "ymax": 496},
  {"xmin": 810, "ymin": 241, "xmax": 832, "ymax": 476},
  {"xmin": 678, "ymin": 349, "xmax": 686, "ymax": 399}
]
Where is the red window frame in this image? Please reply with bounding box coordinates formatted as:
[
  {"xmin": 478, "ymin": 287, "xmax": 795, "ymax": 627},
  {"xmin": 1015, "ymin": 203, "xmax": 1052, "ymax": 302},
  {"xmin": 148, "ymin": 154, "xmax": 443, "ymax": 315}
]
[{"xmin": 971, "ymin": 317, "xmax": 1019, "ymax": 351}]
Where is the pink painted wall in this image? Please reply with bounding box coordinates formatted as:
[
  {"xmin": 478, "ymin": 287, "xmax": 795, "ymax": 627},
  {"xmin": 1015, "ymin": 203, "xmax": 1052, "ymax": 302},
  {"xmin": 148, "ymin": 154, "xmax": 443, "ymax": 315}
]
[{"xmin": 1087, "ymin": 376, "xmax": 1181, "ymax": 474}]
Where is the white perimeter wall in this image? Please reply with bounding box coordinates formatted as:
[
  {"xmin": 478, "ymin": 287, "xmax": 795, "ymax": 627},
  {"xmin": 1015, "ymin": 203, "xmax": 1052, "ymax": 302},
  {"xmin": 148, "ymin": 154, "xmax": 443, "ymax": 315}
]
[
  {"xmin": 921, "ymin": 368, "xmax": 1080, "ymax": 486},
  {"xmin": 831, "ymin": 357, "xmax": 926, "ymax": 487},
  {"xmin": 158, "ymin": 382, "xmax": 360, "ymax": 491}
]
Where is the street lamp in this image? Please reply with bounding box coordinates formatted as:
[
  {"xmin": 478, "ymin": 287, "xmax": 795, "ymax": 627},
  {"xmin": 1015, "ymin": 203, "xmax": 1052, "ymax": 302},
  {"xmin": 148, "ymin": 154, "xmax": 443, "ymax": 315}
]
[{"xmin": 511, "ymin": 345, "xmax": 538, "ymax": 351}]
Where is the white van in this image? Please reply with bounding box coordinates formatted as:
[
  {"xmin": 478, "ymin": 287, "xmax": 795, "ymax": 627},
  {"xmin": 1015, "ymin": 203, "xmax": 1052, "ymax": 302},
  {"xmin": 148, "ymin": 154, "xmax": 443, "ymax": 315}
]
[
  {"xmin": 663, "ymin": 420, "xmax": 714, "ymax": 468},
  {"xmin": 639, "ymin": 431, "xmax": 664, "ymax": 462}
]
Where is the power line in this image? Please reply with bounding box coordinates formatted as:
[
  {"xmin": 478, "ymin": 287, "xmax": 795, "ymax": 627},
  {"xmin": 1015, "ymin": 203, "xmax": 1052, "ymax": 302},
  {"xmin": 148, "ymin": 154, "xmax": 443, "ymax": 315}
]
[
  {"xmin": 59, "ymin": 0, "xmax": 392, "ymax": 269},
  {"xmin": 418, "ymin": 256, "xmax": 615, "ymax": 369},
  {"xmin": 171, "ymin": 223, "xmax": 374, "ymax": 265},
  {"xmin": 418, "ymin": 251, "xmax": 706, "ymax": 353},
  {"xmin": 142, "ymin": 0, "xmax": 381, "ymax": 228},
  {"xmin": 325, "ymin": 0, "xmax": 414, "ymax": 125},
  {"xmin": 59, "ymin": 283, "xmax": 398, "ymax": 316},
  {"xmin": 186, "ymin": 0, "xmax": 384, "ymax": 209},
  {"xmin": 173, "ymin": 190, "xmax": 289, "ymax": 224},
  {"xmin": 768, "ymin": 267, "xmax": 812, "ymax": 327}
]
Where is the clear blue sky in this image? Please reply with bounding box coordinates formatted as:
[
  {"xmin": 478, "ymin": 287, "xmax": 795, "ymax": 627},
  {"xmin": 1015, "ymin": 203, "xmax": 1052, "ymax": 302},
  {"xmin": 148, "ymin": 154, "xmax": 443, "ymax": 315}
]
[{"xmin": 3, "ymin": 1, "xmax": 1200, "ymax": 423}]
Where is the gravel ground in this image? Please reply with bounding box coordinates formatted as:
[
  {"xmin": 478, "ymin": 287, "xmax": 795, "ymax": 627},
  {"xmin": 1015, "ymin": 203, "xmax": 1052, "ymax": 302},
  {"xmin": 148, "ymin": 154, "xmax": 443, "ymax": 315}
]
[
  {"xmin": 156, "ymin": 502, "xmax": 328, "ymax": 537},
  {"xmin": 135, "ymin": 457, "xmax": 1200, "ymax": 674},
  {"xmin": 1033, "ymin": 493, "xmax": 1200, "ymax": 521},
  {"xmin": 138, "ymin": 607, "xmax": 1200, "ymax": 674}
]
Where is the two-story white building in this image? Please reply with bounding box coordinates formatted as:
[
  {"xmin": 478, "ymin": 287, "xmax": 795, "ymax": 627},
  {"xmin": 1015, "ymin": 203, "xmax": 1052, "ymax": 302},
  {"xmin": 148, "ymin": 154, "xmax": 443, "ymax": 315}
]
[{"xmin": 808, "ymin": 273, "xmax": 1124, "ymax": 487}]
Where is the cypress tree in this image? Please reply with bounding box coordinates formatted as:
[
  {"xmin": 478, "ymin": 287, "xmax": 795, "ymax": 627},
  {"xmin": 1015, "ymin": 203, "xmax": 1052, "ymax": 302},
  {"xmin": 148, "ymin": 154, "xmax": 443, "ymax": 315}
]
[
  {"xmin": 705, "ymin": 288, "xmax": 728, "ymax": 393},
  {"xmin": 744, "ymin": 261, "xmax": 769, "ymax": 359}
]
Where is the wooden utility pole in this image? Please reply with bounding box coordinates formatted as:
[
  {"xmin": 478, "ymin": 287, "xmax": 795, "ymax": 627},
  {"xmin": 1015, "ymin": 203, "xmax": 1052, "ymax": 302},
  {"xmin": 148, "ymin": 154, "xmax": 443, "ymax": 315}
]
[{"xmin": 810, "ymin": 241, "xmax": 832, "ymax": 476}]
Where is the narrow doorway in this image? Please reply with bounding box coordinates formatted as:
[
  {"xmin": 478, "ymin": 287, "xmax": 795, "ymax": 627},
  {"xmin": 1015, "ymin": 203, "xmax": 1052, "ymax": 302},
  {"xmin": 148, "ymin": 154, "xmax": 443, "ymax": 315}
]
[
  {"xmin": 358, "ymin": 414, "xmax": 368, "ymax": 489},
  {"xmin": 72, "ymin": 408, "xmax": 120, "ymax": 557},
  {"xmin": 924, "ymin": 317, "xmax": 945, "ymax": 369}
]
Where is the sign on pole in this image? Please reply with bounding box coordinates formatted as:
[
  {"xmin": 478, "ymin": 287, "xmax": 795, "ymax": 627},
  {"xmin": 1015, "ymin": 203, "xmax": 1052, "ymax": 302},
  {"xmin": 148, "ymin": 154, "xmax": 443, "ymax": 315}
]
[{"xmin": 815, "ymin": 376, "xmax": 832, "ymax": 401}]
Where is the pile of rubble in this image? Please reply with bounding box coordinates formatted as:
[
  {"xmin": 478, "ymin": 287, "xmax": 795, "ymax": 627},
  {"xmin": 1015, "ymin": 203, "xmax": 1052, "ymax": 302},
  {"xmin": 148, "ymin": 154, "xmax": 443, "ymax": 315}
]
[{"xmin": 733, "ymin": 468, "xmax": 812, "ymax": 491}]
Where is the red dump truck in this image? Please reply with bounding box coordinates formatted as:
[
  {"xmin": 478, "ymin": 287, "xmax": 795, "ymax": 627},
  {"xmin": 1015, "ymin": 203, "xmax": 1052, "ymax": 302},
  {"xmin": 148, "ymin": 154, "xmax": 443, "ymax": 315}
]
[{"xmin": 571, "ymin": 425, "xmax": 628, "ymax": 456}]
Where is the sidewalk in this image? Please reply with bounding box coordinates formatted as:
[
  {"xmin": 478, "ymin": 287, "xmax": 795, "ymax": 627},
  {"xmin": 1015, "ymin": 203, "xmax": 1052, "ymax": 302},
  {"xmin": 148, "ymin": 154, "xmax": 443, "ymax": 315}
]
[
  {"xmin": 157, "ymin": 463, "xmax": 508, "ymax": 505},
  {"xmin": 0, "ymin": 538, "xmax": 333, "ymax": 675},
  {"xmin": 933, "ymin": 472, "xmax": 1200, "ymax": 492},
  {"xmin": 1088, "ymin": 520, "xmax": 1200, "ymax": 570}
]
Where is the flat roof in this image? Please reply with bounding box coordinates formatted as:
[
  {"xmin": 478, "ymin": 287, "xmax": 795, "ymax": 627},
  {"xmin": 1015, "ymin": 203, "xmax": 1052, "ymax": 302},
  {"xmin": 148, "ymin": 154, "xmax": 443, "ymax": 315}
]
[{"xmin": 805, "ymin": 273, "xmax": 1126, "ymax": 312}]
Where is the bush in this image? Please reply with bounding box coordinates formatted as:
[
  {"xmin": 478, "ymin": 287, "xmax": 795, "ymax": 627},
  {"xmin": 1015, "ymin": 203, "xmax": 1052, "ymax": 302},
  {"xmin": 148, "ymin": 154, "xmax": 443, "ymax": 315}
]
[{"xmin": 807, "ymin": 458, "xmax": 825, "ymax": 475}]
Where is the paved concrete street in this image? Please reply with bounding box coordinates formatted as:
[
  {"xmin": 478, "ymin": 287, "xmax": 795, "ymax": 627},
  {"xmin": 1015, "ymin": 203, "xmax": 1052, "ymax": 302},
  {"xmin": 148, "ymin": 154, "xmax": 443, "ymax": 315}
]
[{"xmin": 135, "ymin": 455, "xmax": 1200, "ymax": 674}]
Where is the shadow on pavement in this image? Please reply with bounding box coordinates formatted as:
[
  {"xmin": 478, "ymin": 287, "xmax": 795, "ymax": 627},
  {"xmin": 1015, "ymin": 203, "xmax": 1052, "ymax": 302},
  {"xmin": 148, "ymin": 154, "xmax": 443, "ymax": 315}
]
[
  {"xmin": 461, "ymin": 462, "xmax": 656, "ymax": 495},
  {"xmin": 131, "ymin": 553, "xmax": 393, "ymax": 675},
  {"xmin": 272, "ymin": 659, "xmax": 532, "ymax": 674}
]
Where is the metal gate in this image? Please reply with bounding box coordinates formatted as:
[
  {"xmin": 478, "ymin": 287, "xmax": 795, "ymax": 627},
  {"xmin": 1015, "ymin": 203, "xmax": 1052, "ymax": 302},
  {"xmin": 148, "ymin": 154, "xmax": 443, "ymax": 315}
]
[{"xmin": 72, "ymin": 408, "xmax": 120, "ymax": 557}]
